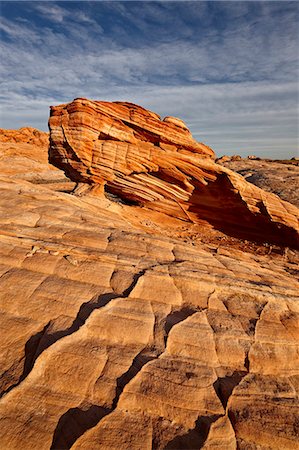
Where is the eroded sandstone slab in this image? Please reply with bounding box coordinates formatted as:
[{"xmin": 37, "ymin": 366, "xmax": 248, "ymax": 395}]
[
  {"xmin": 0, "ymin": 175, "xmax": 298, "ymax": 449},
  {"xmin": 48, "ymin": 99, "xmax": 299, "ymax": 248},
  {"xmin": 217, "ymin": 156, "xmax": 299, "ymax": 208},
  {"xmin": 0, "ymin": 121, "xmax": 299, "ymax": 449}
]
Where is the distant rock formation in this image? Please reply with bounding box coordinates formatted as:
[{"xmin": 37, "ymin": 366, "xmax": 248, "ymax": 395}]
[
  {"xmin": 49, "ymin": 98, "xmax": 299, "ymax": 248},
  {"xmin": 219, "ymin": 156, "xmax": 299, "ymax": 209},
  {"xmin": 0, "ymin": 127, "xmax": 73, "ymax": 191},
  {"xmin": 0, "ymin": 127, "xmax": 48, "ymax": 147}
]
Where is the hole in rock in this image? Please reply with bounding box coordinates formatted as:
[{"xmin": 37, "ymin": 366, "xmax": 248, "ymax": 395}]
[{"xmin": 104, "ymin": 186, "xmax": 140, "ymax": 206}]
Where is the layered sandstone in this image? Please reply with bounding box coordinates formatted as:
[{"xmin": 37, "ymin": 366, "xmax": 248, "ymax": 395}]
[
  {"xmin": 48, "ymin": 99, "xmax": 299, "ymax": 248},
  {"xmin": 0, "ymin": 112, "xmax": 299, "ymax": 450},
  {"xmin": 0, "ymin": 174, "xmax": 298, "ymax": 450},
  {"xmin": 217, "ymin": 156, "xmax": 299, "ymax": 208},
  {"xmin": 0, "ymin": 127, "xmax": 74, "ymax": 191}
]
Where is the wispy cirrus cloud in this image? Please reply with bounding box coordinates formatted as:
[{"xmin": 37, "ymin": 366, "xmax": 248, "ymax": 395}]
[
  {"xmin": 32, "ymin": 2, "xmax": 102, "ymax": 27},
  {"xmin": 0, "ymin": 1, "xmax": 298, "ymax": 158}
]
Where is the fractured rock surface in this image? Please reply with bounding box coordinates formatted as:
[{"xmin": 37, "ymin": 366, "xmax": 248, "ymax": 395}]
[
  {"xmin": 0, "ymin": 124, "xmax": 299, "ymax": 449},
  {"xmin": 0, "ymin": 177, "xmax": 298, "ymax": 449},
  {"xmin": 218, "ymin": 156, "xmax": 299, "ymax": 208},
  {"xmin": 49, "ymin": 99, "xmax": 299, "ymax": 248}
]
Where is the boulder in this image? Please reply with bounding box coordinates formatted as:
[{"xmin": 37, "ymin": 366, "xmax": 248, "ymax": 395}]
[{"xmin": 49, "ymin": 99, "xmax": 299, "ymax": 248}]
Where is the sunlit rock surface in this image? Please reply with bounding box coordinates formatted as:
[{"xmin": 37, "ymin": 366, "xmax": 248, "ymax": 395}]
[
  {"xmin": 49, "ymin": 99, "xmax": 299, "ymax": 248},
  {"xmin": 0, "ymin": 127, "xmax": 74, "ymax": 191},
  {"xmin": 0, "ymin": 125, "xmax": 298, "ymax": 449}
]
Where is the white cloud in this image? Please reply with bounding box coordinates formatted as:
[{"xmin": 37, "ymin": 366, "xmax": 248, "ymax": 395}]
[
  {"xmin": 0, "ymin": 3, "xmax": 298, "ymax": 159},
  {"xmin": 32, "ymin": 3, "xmax": 102, "ymax": 28},
  {"xmin": 33, "ymin": 4, "xmax": 66, "ymax": 23},
  {"xmin": 1, "ymin": 80, "xmax": 298, "ymax": 159}
]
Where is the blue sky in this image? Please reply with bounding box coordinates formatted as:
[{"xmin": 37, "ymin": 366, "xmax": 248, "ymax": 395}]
[{"xmin": 0, "ymin": 1, "xmax": 298, "ymax": 158}]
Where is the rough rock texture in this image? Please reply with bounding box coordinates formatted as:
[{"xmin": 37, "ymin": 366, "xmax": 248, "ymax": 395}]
[
  {"xmin": 49, "ymin": 99, "xmax": 299, "ymax": 248},
  {"xmin": 0, "ymin": 127, "xmax": 49, "ymax": 147},
  {"xmin": 217, "ymin": 156, "xmax": 299, "ymax": 208},
  {"xmin": 0, "ymin": 121, "xmax": 299, "ymax": 450},
  {"xmin": 0, "ymin": 175, "xmax": 298, "ymax": 450},
  {"xmin": 0, "ymin": 127, "xmax": 74, "ymax": 191}
]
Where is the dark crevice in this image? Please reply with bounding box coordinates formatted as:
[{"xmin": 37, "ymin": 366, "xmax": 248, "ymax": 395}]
[
  {"xmin": 211, "ymin": 312, "xmax": 264, "ymax": 411},
  {"xmin": 1, "ymin": 292, "xmax": 119, "ymax": 398},
  {"xmin": 112, "ymin": 350, "xmax": 157, "ymax": 410},
  {"xmin": 149, "ymin": 305, "xmax": 200, "ymax": 358},
  {"xmin": 52, "ymin": 302, "xmax": 201, "ymax": 449},
  {"xmin": 163, "ymin": 414, "xmax": 222, "ymax": 449},
  {"xmin": 210, "ymin": 305, "xmax": 269, "ymax": 439},
  {"xmin": 0, "ymin": 321, "xmax": 51, "ymax": 398},
  {"xmin": 163, "ymin": 306, "xmax": 199, "ymax": 347},
  {"xmin": 121, "ymin": 266, "xmax": 152, "ymax": 297},
  {"xmin": 98, "ymin": 131, "xmax": 119, "ymax": 141},
  {"xmin": 2, "ymin": 264, "xmax": 156, "ymax": 399},
  {"xmin": 244, "ymin": 354, "xmax": 250, "ymax": 371},
  {"xmin": 43, "ymin": 266, "xmax": 159, "ymax": 448},
  {"xmin": 213, "ymin": 371, "xmax": 247, "ymax": 409},
  {"xmin": 51, "ymin": 347, "xmax": 157, "ymax": 450},
  {"xmin": 50, "ymin": 405, "xmax": 111, "ymax": 450}
]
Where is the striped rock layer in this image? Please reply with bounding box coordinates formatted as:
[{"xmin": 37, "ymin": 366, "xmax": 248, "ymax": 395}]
[
  {"xmin": 49, "ymin": 98, "xmax": 299, "ymax": 248},
  {"xmin": 0, "ymin": 127, "xmax": 298, "ymax": 449},
  {"xmin": 0, "ymin": 176, "xmax": 298, "ymax": 450}
]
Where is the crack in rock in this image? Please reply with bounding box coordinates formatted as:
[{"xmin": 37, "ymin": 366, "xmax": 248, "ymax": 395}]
[
  {"xmin": 52, "ymin": 305, "xmax": 202, "ymax": 449},
  {"xmin": 50, "ymin": 405, "xmax": 111, "ymax": 450},
  {"xmin": 163, "ymin": 414, "xmax": 223, "ymax": 450},
  {"xmin": 1, "ymin": 265, "xmax": 158, "ymax": 398}
]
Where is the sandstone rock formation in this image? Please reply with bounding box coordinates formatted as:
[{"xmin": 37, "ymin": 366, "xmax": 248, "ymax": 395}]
[
  {"xmin": 218, "ymin": 156, "xmax": 299, "ymax": 208},
  {"xmin": 0, "ymin": 113, "xmax": 299, "ymax": 450},
  {"xmin": 0, "ymin": 127, "xmax": 74, "ymax": 191},
  {"xmin": 49, "ymin": 99, "xmax": 299, "ymax": 248},
  {"xmin": 0, "ymin": 173, "xmax": 298, "ymax": 450},
  {"xmin": 0, "ymin": 126, "xmax": 49, "ymax": 147}
]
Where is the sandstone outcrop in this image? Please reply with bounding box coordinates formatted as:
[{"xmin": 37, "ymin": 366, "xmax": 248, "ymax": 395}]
[
  {"xmin": 0, "ymin": 127, "xmax": 49, "ymax": 147},
  {"xmin": 49, "ymin": 99, "xmax": 299, "ymax": 248},
  {"xmin": 0, "ymin": 127, "xmax": 74, "ymax": 191},
  {"xmin": 0, "ymin": 115, "xmax": 299, "ymax": 450},
  {"xmin": 0, "ymin": 174, "xmax": 298, "ymax": 450},
  {"xmin": 218, "ymin": 156, "xmax": 299, "ymax": 208}
]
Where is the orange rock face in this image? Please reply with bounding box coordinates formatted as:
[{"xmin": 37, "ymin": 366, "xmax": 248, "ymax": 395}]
[
  {"xmin": 0, "ymin": 127, "xmax": 74, "ymax": 191},
  {"xmin": 0, "ymin": 127, "xmax": 49, "ymax": 147},
  {"xmin": 0, "ymin": 121, "xmax": 299, "ymax": 449},
  {"xmin": 49, "ymin": 98, "xmax": 299, "ymax": 248},
  {"xmin": 0, "ymin": 173, "xmax": 298, "ymax": 450}
]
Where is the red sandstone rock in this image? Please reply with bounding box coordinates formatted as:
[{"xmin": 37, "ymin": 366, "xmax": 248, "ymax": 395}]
[
  {"xmin": 0, "ymin": 175, "xmax": 298, "ymax": 450},
  {"xmin": 49, "ymin": 98, "xmax": 299, "ymax": 248},
  {"xmin": 0, "ymin": 127, "xmax": 48, "ymax": 147},
  {"xmin": 0, "ymin": 122, "xmax": 299, "ymax": 449},
  {"xmin": 0, "ymin": 127, "xmax": 74, "ymax": 190}
]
